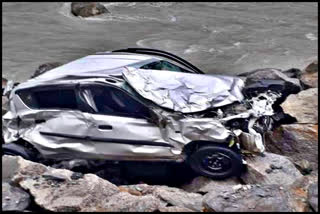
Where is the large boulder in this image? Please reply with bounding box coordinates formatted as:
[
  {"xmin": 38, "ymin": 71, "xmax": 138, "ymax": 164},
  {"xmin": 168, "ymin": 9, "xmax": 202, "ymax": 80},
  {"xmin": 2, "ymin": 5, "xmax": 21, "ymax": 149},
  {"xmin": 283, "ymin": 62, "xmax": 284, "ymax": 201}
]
[
  {"xmin": 240, "ymin": 152, "xmax": 303, "ymax": 186},
  {"xmin": 30, "ymin": 62, "xmax": 63, "ymax": 79},
  {"xmin": 280, "ymin": 88, "xmax": 318, "ymax": 124},
  {"xmin": 301, "ymin": 60, "xmax": 318, "ymax": 88},
  {"xmin": 2, "ymin": 155, "xmax": 120, "ymax": 212},
  {"xmin": 238, "ymin": 67, "xmax": 302, "ymax": 89},
  {"xmin": 308, "ymin": 182, "xmax": 318, "ymax": 212},
  {"xmin": 180, "ymin": 176, "xmax": 241, "ymax": 194},
  {"xmin": 2, "ymin": 182, "xmax": 30, "ymax": 211},
  {"xmin": 265, "ymin": 124, "xmax": 318, "ymax": 173},
  {"xmin": 71, "ymin": 2, "xmax": 109, "ymax": 17},
  {"xmin": 203, "ymin": 184, "xmax": 292, "ymax": 212}
]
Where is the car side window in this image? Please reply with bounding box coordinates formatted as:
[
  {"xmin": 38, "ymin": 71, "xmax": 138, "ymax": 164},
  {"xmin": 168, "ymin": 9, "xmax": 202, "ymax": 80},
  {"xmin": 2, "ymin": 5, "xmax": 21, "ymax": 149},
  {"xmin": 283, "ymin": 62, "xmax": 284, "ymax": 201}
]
[
  {"xmin": 140, "ymin": 60, "xmax": 191, "ymax": 73},
  {"xmin": 87, "ymin": 85, "xmax": 151, "ymax": 118},
  {"xmin": 17, "ymin": 88, "xmax": 78, "ymax": 110}
]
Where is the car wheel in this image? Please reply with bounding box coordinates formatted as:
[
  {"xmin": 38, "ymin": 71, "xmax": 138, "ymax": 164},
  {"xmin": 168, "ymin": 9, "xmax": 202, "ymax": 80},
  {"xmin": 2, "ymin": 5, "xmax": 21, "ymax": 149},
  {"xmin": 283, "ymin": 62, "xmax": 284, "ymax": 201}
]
[
  {"xmin": 2, "ymin": 143, "xmax": 36, "ymax": 161},
  {"xmin": 187, "ymin": 145, "xmax": 243, "ymax": 179}
]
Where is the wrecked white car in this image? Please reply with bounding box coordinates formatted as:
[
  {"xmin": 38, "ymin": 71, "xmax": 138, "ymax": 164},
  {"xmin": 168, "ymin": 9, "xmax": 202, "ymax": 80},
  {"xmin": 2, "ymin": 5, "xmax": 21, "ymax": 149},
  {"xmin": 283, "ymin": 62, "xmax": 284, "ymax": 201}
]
[{"xmin": 2, "ymin": 48, "xmax": 283, "ymax": 179}]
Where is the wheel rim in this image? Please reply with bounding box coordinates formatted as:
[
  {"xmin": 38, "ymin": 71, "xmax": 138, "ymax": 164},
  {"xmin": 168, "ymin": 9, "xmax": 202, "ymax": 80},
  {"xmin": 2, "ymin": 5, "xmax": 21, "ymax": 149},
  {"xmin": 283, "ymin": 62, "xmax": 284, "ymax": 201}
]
[{"xmin": 201, "ymin": 152, "xmax": 232, "ymax": 173}]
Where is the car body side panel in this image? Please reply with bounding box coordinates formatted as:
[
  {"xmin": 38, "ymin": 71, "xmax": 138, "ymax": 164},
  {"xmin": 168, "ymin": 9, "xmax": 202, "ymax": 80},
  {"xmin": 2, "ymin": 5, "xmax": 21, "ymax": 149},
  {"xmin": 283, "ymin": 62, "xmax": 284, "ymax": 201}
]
[{"xmin": 3, "ymin": 108, "xmax": 178, "ymax": 160}]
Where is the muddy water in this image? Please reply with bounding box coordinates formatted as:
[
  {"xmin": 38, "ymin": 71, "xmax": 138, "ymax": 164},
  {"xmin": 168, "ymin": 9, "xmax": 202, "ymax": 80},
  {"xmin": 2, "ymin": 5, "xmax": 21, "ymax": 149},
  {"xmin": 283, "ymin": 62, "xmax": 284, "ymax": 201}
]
[{"xmin": 2, "ymin": 2, "xmax": 318, "ymax": 82}]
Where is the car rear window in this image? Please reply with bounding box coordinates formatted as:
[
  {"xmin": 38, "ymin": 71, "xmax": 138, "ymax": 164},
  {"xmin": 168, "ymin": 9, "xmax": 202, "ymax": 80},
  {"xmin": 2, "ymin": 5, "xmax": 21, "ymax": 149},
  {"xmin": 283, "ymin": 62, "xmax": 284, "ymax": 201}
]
[{"xmin": 17, "ymin": 88, "xmax": 78, "ymax": 110}]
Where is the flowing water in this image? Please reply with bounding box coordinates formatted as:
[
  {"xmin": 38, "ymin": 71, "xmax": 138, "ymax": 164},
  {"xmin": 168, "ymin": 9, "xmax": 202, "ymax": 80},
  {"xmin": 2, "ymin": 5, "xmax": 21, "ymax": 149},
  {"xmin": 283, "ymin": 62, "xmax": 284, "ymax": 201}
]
[{"xmin": 2, "ymin": 2, "xmax": 318, "ymax": 82}]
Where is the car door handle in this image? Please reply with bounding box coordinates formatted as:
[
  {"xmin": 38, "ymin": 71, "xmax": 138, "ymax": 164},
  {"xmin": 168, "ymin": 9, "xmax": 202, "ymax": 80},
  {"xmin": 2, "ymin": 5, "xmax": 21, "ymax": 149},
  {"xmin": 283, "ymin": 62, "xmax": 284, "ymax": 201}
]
[{"xmin": 98, "ymin": 125, "xmax": 113, "ymax": 130}]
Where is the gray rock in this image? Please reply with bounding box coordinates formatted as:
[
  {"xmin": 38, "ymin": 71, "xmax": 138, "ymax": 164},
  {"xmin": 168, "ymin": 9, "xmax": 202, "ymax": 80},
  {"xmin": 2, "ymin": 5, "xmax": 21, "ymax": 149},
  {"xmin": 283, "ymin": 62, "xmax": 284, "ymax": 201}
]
[
  {"xmin": 2, "ymin": 155, "xmax": 47, "ymax": 184},
  {"xmin": 181, "ymin": 176, "xmax": 241, "ymax": 193},
  {"xmin": 239, "ymin": 67, "xmax": 302, "ymax": 89},
  {"xmin": 280, "ymin": 88, "xmax": 318, "ymax": 124},
  {"xmin": 282, "ymin": 68, "xmax": 303, "ymax": 79},
  {"xmin": 301, "ymin": 59, "xmax": 318, "ymax": 88},
  {"xmin": 20, "ymin": 173, "xmax": 119, "ymax": 212},
  {"xmin": 240, "ymin": 152, "xmax": 303, "ymax": 186},
  {"xmin": 308, "ymin": 182, "xmax": 318, "ymax": 212},
  {"xmin": 203, "ymin": 184, "xmax": 292, "ymax": 212},
  {"xmin": 159, "ymin": 206, "xmax": 194, "ymax": 212},
  {"xmin": 121, "ymin": 184, "xmax": 203, "ymax": 211},
  {"xmin": 31, "ymin": 62, "xmax": 63, "ymax": 79},
  {"xmin": 153, "ymin": 185, "xmax": 203, "ymax": 211},
  {"xmin": 2, "ymin": 155, "xmax": 120, "ymax": 212},
  {"xmin": 265, "ymin": 124, "xmax": 318, "ymax": 173},
  {"xmin": 2, "ymin": 182, "xmax": 31, "ymax": 211},
  {"xmin": 99, "ymin": 192, "xmax": 162, "ymax": 212},
  {"xmin": 71, "ymin": 2, "xmax": 109, "ymax": 17}
]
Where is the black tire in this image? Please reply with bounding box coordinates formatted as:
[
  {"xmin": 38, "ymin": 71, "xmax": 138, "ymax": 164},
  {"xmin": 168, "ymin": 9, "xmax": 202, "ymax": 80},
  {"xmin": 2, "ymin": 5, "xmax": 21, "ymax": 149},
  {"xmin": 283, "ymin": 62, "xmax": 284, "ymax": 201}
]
[
  {"xmin": 187, "ymin": 145, "xmax": 243, "ymax": 179},
  {"xmin": 2, "ymin": 143, "xmax": 36, "ymax": 161}
]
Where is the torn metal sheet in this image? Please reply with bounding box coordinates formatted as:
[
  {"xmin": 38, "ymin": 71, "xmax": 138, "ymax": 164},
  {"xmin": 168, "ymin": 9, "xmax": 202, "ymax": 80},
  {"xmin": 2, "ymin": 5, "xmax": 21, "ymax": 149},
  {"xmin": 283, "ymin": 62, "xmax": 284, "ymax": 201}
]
[{"xmin": 123, "ymin": 67, "xmax": 245, "ymax": 113}]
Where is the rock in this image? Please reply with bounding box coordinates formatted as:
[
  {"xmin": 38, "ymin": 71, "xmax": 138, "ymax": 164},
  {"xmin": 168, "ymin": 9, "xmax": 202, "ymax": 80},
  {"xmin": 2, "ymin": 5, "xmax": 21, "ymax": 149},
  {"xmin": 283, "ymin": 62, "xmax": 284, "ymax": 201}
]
[
  {"xmin": 294, "ymin": 159, "xmax": 313, "ymax": 175},
  {"xmin": 181, "ymin": 176, "xmax": 241, "ymax": 194},
  {"xmin": 265, "ymin": 124, "xmax": 318, "ymax": 172},
  {"xmin": 301, "ymin": 71, "xmax": 318, "ymax": 88},
  {"xmin": 287, "ymin": 176, "xmax": 315, "ymax": 212},
  {"xmin": 153, "ymin": 185, "xmax": 203, "ymax": 211},
  {"xmin": 42, "ymin": 170, "xmax": 71, "ymax": 182},
  {"xmin": 71, "ymin": 2, "xmax": 109, "ymax": 17},
  {"xmin": 282, "ymin": 68, "xmax": 303, "ymax": 79},
  {"xmin": 30, "ymin": 62, "xmax": 63, "ymax": 79},
  {"xmin": 2, "ymin": 155, "xmax": 48, "ymax": 184},
  {"xmin": 308, "ymin": 182, "xmax": 318, "ymax": 212},
  {"xmin": 203, "ymin": 184, "xmax": 292, "ymax": 212},
  {"xmin": 239, "ymin": 67, "xmax": 302, "ymax": 89},
  {"xmin": 121, "ymin": 184, "xmax": 203, "ymax": 211},
  {"xmin": 2, "ymin": 155, "xmax": 120, "ymax": 212},
  {"xmin": 99, "ymin": 192, "xmax": 162, "ymax": 212},
  {"xmin": 304, "ymin": 59, "xmax": 318, "ymax": 73},
  {"xmin": 2, "ymin": 182, "xmax": 30, "ymax": 211},
  {"xmin": 240, "ymin": 152, "xmax": 303, "ymax": 186},
  {"xmin": 301, "ymin": 60, "xmax": 318, "ymax": 88},
  {"xmin": 20, "ymin": 172, "xmax": 120, "ymax": 212},
  {"xmin": 158, "ymin": 206, "xmax": 194, "ymax": 212},
  {"xmin": 280, "ymin": 88, "xmax": 318, "ymax": 124}
]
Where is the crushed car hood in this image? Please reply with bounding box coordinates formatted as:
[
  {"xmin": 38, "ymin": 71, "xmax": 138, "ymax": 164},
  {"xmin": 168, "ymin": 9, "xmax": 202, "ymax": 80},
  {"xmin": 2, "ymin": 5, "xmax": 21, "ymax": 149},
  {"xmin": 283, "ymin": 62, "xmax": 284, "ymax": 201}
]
[{"xmin": 123, "ymin": 67, "xmax": 245, "ymax": 113}]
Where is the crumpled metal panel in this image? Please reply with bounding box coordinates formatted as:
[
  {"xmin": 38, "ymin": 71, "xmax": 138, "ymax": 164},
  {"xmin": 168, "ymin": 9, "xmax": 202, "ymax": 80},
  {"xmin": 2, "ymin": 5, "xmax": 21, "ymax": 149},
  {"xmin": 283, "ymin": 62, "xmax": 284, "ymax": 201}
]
[
  {"xmin": 3, "ymin": 109, "xmax": 178, "ymax": 160},
  {"xmin": 123, "ymin": 67, "xmax": 245, "ymax": 113}
]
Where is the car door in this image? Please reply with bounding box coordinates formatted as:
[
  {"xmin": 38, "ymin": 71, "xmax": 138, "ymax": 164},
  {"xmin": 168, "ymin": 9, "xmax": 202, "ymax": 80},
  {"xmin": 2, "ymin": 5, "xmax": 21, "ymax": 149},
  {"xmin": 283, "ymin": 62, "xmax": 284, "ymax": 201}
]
[
  {"xmin": 78, "ymin": 83, "xmax": 177, "ymax": 160},
  {"xmin": 14, "ymin": 85, "xmax": 95, "ymax": 160}
]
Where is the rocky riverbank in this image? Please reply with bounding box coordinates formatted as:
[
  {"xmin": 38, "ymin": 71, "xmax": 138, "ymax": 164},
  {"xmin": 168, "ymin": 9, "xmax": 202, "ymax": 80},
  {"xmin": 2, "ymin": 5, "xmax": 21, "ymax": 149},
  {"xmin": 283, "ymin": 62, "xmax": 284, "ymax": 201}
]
[{"xmin": 2, "ymin": 59, "xmax": 318, "ymax": 212}]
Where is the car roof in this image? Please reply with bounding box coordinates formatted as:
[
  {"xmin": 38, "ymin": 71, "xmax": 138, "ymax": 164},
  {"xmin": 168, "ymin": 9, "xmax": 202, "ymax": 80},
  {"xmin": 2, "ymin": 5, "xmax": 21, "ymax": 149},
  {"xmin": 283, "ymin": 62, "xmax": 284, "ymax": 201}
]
[{"xmin": 32, "ymin": 52, "xmax": 157, "ymax": 81}]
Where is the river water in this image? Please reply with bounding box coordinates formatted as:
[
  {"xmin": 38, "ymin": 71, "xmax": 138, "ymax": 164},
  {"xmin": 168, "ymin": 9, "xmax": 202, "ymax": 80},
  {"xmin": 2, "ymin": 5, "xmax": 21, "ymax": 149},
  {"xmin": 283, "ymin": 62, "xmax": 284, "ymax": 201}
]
[{"xmin": 2, "ymin": 2, "xmax": 318, "ymax": 82}]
